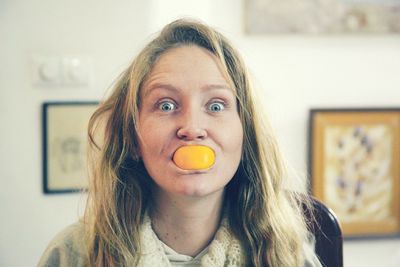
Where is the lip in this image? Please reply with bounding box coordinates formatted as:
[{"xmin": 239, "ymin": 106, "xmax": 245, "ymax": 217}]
[{"xmin": 169, "ymin": 159, "xmax": 214, "ymax": 174}]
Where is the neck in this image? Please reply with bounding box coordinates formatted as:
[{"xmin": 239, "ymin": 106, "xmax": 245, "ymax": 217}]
[{"xmin": 150, "ymin": 190, "xmax": 225, "ymax": 257}]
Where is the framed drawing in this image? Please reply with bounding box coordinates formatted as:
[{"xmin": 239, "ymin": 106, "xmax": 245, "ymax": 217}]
[
  {"xmin": 42, "ymin": 101, "xmax": 98, "ymax": 193},
  {"xmin": 244, "ymin": 0, "xmax": 400, "ymax": 34},
  {"xmin": 308, "ymin": 108, "xmax": 400, "ymax": 237}
]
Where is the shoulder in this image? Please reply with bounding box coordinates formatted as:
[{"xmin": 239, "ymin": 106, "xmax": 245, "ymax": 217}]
[{"xmin": 37, "ymin": 222, "xmax": 88, "ymax": 267}]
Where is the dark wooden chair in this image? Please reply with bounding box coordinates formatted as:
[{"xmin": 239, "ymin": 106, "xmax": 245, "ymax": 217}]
[{"xmin": 306, "ymin": 197, "xmax": 343, "ymax": 267}]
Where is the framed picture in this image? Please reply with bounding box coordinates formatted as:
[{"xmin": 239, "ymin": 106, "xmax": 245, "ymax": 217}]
[
  {"xmin": 308, "ymin": 108, "xmax": 400, "ymax": 237},
  {"xmin": 244, "ymin": 0, "xmax": 400, "ymax": 34},
  {"xmin": 42, "ymin": 101, "xmax": 98, "ymax": 194}
]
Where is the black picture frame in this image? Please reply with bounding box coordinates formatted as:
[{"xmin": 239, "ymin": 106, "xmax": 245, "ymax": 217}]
[{"xmin": 42, "ymin": 101, "xmax": 98, "ymax": 194}]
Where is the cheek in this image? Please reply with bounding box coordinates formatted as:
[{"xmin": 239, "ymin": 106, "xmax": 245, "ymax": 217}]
[
  {"xmin": 138, "ymin": 118, "xmax": 162, "ymax": 143},
  {"xmin": 220, "ymin": 117, "xmax": 243, "ymax": 153},
  {"xmin": 137, "ymin": 120, "xmax": 159, "ymax": 157},
  {"xmin": 137, "ymin": 118, "xmax": 175, "ymax": 158}
]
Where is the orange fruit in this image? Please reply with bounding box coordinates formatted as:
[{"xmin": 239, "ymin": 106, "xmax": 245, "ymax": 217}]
[{"xmin": 173, "ymin": 145, "xmax": 215, "ymax": 170}]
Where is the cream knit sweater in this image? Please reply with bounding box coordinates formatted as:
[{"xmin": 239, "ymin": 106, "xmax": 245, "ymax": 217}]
[
  {"xmin": 37, "ymin": 216, "xmax": 246, "ymax": 267},
  {"xmin": 38, "ymin": 216, "xmax": 320, "ymax": 267},
  {"xmin": 137, "ymin": 216, "xmax": 245, "ymax": 266}
]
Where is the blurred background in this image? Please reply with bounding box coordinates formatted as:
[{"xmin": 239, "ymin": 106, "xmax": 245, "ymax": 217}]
[{"xmin": 1, "ymin": 0, "xmax": 400, "ymax": 266}]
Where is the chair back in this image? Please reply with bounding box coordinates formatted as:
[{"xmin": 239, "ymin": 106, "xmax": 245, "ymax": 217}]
[{"xmin": 304, "ymin": 197, "xmax": 343, "ymax": 267}]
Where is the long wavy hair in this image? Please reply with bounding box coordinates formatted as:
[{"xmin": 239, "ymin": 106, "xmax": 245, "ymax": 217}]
[{"xmin": 84, "ymin": 19, "xmax": 313, "ymax": 266}]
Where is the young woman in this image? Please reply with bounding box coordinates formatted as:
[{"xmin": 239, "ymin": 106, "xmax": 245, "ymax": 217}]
[{"xmin": 39, "ymin": 19, "xmax": 321, "ymax": 267}]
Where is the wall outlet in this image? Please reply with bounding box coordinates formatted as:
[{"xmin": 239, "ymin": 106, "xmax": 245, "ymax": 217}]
[{"xmin": 31, "ymin": 55, "xmax": 93, "ymax": 87}]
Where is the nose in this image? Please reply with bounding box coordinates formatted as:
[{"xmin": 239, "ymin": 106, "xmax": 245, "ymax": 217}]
[{"xmin": 176, "ymin": 109, "xmax": 207, "ymax": 141}]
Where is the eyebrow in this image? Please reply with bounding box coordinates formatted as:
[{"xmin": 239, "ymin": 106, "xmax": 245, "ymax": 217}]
[{"xmin": 142, "ymin": 82, "xmax": 232, "ymax": 98}]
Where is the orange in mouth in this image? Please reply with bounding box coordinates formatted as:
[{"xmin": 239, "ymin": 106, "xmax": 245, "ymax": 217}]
[{"xmin": 173, "ymin": 145, "xmax": 215, "ymax": 170}]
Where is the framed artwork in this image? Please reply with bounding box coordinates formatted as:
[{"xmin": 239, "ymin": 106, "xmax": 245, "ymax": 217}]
[
  {"xmin": 308, "ymin": 108, "xmax": 400, "ymax": 237},
  {"xmin": 244, "ymin": 0, "xmax": 400, "ymax": 34},
  {"xmin": 42, "ymin": 101, "xmax": 98, "ymax": 194}
]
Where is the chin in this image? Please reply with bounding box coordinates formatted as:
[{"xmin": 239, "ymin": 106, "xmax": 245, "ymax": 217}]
[
  {"xmin": 174, "ymin": 185, "xmax": 210, "ymax": 197},
  {"xmin": 173, "ymin": 182, "xmax": 224, "ymax": 198}
]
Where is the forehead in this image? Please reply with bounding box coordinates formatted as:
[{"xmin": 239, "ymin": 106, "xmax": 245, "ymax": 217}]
[
  {"xmin": 141, "ymin": 45, "xmax": 234, "ymax": 96},
  {"xmin": 152, "ymin": 45, "xmax": 220, "ymax": 70}
]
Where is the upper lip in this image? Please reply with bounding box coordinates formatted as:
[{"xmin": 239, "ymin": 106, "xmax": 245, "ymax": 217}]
[{"xmin": 173, "ymin": 142, "xmax": 213, "ymax": 150}]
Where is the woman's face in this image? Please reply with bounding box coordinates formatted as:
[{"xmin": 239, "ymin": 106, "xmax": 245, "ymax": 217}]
[{"xmin": 137, "ymin": 45, "xmax": 243, "ymax": 198}]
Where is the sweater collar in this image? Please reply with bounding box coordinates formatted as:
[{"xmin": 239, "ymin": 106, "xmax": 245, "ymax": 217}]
[{"xmin": 137, "ymin": 214, "xmax": 245, "ymax": 267}]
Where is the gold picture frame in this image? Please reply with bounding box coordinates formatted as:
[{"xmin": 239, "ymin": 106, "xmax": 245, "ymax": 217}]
[
  {"xmin": 309, "ymin": 108, "xmax": 400, "ymax": 237},
  {"xmin": 42, "ymin": 102, "xmax": 98, "ymax": 193}
]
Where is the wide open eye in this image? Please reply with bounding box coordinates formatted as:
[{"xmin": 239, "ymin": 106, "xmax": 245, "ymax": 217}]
[
  {"xmin": 158, "ymin": 101, "xmax": 176, "ymax": 112},
  {"xmin": 208, "ymin": 102, "xmax": 225, "ymax": 113}
]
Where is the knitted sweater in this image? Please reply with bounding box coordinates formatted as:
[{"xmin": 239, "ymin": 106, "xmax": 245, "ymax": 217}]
[
  {"xmin": 38, "ymin": 217, "xmax": 320, "ymax": 267},
  {"xmin": 37, "ymin": 217, "xmax": 245, "ymax": 267}
]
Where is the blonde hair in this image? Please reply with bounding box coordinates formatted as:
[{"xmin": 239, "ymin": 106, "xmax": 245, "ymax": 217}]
[{"xmin": 85, "ymin": 19, "xmax": 313, "ymax": 266}]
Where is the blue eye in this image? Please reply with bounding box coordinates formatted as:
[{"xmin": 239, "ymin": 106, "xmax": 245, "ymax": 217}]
[
  {"xmin": 208, "ymin": 102, "xmax": 224, "ymax": 112},
  {"xmin": 159, "ymin": 101, "xmax": 176, "ymax": 112}
]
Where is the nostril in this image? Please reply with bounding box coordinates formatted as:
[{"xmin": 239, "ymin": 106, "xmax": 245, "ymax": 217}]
[{"xmin": 176, "ymin": 127, "xmax": 207, "ymax": 140}]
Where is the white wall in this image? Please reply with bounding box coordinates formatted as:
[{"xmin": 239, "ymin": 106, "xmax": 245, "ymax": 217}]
[
  {"xmin": 0, "ymin": 1, "xmax": 150, "ymax": 266},
  {"xmin": 1, "ymin": 0, "xmax": 399, "ymax": 266}
]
